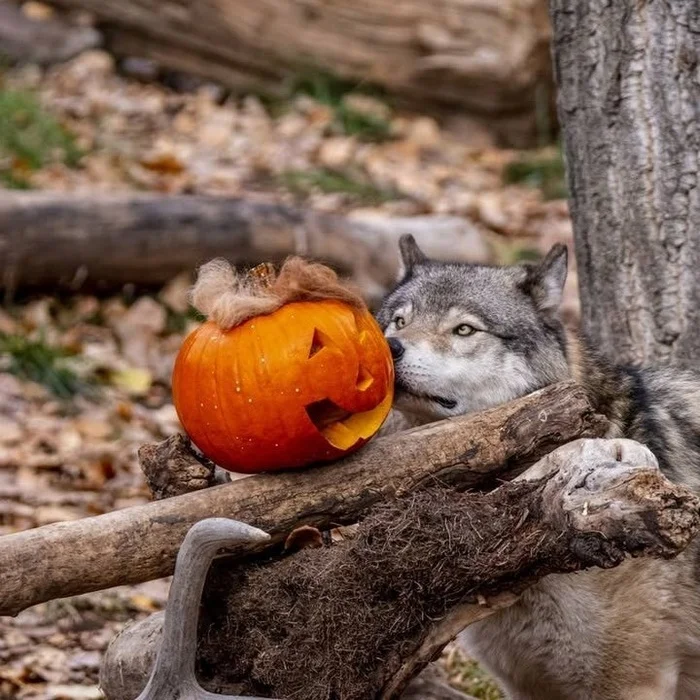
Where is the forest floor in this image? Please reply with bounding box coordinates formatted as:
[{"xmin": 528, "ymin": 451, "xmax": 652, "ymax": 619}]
[{"xmin": 0, "ymin": 44, "xmax": 577, "ymax": 700}]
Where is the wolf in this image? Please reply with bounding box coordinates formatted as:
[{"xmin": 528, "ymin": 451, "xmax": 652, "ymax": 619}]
[{"xmin": 377, "ymin": 235, "xmax": 700, "ymax": 700}]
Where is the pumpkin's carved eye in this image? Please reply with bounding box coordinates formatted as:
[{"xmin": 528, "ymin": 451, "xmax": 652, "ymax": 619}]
[
  {"xmin": 356, "ymin": 365, "xmax": 374, "ymax": 391},
  {"xmin": 309, "ymin": 328, "xmax": 334, "ymax": 358}
]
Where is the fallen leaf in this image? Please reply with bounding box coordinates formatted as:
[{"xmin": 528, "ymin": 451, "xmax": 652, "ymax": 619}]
[
  {"xmin": 285, "ymin": 525, "xmax": 324, "ymax": 552},
  {"xmin": 127, "ymin": 594, "xmax": 161, "ymax": 613},
  {"xmin": 74, "ymin": 418, "xmax": 112, "ymax": 441},
  {"xmin": 108, "ymin": 368, "xmax": 152, "ymax": 397},
  {"xmin": 0, "ymin": 419, "xmax": 24, "ymax": 446},
  {"xmin": 158, "ymin": 272, "xmax": 192, "ymax": 314},
  {"xmin": 44, "ymin": 684, "xmax": 103, "ymax": 700},
  {"xmin": 140, "ymin": 151, "xmax": 185, "ymax": 175}
]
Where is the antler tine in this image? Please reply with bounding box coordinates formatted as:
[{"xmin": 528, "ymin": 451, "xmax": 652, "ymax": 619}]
[{"xmin": 136, "ymin": 518, "xmax": 278, "ymax": 700}]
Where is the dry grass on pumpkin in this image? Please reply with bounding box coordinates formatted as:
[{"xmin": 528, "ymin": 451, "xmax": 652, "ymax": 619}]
[{"xmin": 191, "ymin": 257, "xmax": 365, "ymax": 330}]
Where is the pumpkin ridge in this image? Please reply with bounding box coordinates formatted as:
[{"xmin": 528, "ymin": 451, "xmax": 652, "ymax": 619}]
[
  {"xmin": 193, "ymin": 328, "xmax": 220, "ymax": 460},
  {"xmin": 213, "ymin": 327, "xmax": 241, "ymax": 467}
]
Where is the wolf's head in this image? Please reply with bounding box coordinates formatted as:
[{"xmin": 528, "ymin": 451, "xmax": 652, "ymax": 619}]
[{"xmin": 377, "ymin": 235, "xmax": 572, "ymax": 422}]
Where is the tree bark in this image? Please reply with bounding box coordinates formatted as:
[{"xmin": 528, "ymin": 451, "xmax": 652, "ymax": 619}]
[
  {"xmin": 99, "ymin": 438, "xmax": 700, "ymax": 700},
  {"xmin": 0, "ymin": 192, "xmax": 488, "ymax": 304},
  {"xmin": 550, "ymin": 0, "xmax": 700, "ymax": 366},
  {"xmin": 47, "ymin": 0, "xmax": 553, "ymax": 147},
  {"xmin": 0, "ymin": 381, "xmax": 606, "ymax": 617}
]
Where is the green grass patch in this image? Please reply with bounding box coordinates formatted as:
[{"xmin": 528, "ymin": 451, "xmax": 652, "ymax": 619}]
[
  {"xmin": 165, "ymin": 305, "xmax": 206, "ymax": 335},
  {"xmin": 280, "ymin": 167, "xmax": 397, "ymax": 205},
  {"xmin": 0, "ymin": 89, "xmax": 83, "ymax": 188},
  {"xmin": 0, "ymin": 169, "xmax": 32, "ymax": 189},
  {"xmin": 0, "ymin": 332, "xmax": 92, "ymax": 399},
  {"xmin": 446, "ymin": 656, "xmax": 503, "ymax": 700},
  {"xmin": 292, "ymin": 71, "xmax": 393, "ymax": 142},
  {"xmin": 334, "ymin": 104, "xmax": 392, "ymax": 142},
  {"xmin": 504, "ymin": 145, "xmax": 567, "ymax": 201}
]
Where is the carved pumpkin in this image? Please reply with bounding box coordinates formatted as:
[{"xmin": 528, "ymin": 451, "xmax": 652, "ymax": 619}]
[{"xmin": 172, "ymin": 259, "xmax": 393, "ymax": 473}]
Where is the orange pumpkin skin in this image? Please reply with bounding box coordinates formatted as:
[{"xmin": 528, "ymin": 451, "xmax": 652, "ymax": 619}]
[{"xmin": 172, "ymin": 300, "xmax": 394, "ymax": 473}]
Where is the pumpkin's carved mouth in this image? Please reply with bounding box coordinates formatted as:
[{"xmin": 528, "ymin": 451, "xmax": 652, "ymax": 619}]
[
  {"xmin": 306, "ymin": 399, "xmax": 353, "ymax": 432},
  {"xmin": 305, "ymin": 392, "xmax": 391, "ymax": 451}
]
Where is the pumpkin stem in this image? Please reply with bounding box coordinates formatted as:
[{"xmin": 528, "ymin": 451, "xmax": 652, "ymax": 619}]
[{"xmin": 247, "ymin": 262, "xmax": 276, "ymax": 290}]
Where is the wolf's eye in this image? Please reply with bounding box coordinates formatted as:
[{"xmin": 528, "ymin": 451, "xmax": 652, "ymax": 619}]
[
  {"xmin": 393, "ymin": 315, "xmax": 406, "ymax": 329},
  {"xmin": 454, "ymin": 324, "xmax": 476, "ymax": 337}
]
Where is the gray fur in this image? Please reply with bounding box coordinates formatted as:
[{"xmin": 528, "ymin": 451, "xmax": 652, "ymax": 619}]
[
  {"xmin": 378, "ymin": 237, "xmax": 569, "ymax": 421},
  {"xmin": 378, "ymin": 235, "xmax": 700, "ymax": 700}
]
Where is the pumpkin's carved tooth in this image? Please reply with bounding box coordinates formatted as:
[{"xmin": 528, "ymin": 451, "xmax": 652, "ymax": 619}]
[{"xmin": 305, "ymin": 398, "xmax": 353, "ymax": 432}]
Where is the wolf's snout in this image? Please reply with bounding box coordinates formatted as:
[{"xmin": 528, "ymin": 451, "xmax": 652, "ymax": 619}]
[{"xmin": 387, "ymin": 338, "xmax": 405, "ymax": 361}]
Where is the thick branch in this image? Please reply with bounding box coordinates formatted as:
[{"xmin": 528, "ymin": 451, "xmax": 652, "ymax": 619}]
[
  {"xmin": 0, "ymin": 381, "xmax": 606, "ymax": 617},
  {"xmin": 0, "ymin": 192, "xmax": 487, "ymax": 304},
  {"xmin": 100, "ymin": 438, "xmax": 700, "ymax": 700}
]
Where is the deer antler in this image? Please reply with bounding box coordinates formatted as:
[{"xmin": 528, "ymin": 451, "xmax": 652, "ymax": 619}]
[{"xmin": 135, "ymin": 518, "xmax": 277, "ymax": 700}]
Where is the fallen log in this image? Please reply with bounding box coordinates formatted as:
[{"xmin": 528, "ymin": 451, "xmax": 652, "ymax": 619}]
[
  {"xmin": 0, "ymin": 192, "xmax": 488, "ymax": 303},
  {"xmin": 100, "ymin": 438, "xmax": 700, "ymax": 700},
  {"xmin": 0, "ymin": 1, "xmax": 101, "ymax": 65},
  {"xmin": 47, "ymin": 0, "xmax": 553, "ymax": 147},
  {"xmin": 0, "ymin": 381, "xmax": 606, "ymax": 617}
]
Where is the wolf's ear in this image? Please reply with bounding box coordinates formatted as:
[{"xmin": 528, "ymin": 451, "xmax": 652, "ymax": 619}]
[
  {"xmin": 523, "ymin": 244, "xmax": 568, "ymax": 314},
  {"xmin": 398, "ymin": 234, "xmax": 428, "ymax": 275}
]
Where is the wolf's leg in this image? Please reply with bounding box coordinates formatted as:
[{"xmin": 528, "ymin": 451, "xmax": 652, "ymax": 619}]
[
  {"xmin": 617, "ymin": 658, "xmax": 678, "ymax": 700},
  {"xmin": 676, "ymin": 656, "xmax": 700, "ymax": 700}
]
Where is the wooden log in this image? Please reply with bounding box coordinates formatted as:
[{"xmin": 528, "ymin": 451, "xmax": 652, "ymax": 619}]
[
  {"xmin": 0, "ymin": 192, "xmax": 489, "ymax": 303},
  {"xmin": 47, "ymin": 0, "xmax": 553, "ymax": 147},
  {"xmin": 99, "ymin": 438, "xmax": 700, "ymax": 700},
  {"xmin": 0, "ymin": 381, "xmax": 606, "ymax": 617},
  {"xmin": 0, "ymin": 1, "xmax": 101, "ymax": 65}
]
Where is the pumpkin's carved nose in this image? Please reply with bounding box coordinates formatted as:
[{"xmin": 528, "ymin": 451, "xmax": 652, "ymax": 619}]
[{"xmin": 387, "ymin": 337, "xmax": 405, "ymax": 361}]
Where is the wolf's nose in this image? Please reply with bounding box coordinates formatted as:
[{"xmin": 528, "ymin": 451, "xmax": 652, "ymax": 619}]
[{"xmin": 387, "ymin": 338, "xmax": 405, "ymax": 361}]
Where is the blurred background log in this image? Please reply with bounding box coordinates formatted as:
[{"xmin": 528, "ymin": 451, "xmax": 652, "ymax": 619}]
[
  {"xmin": 0, "ymin": 192, "xmax": 490, "ymax": 303},
  {"xmin": 46, "ymin": 0, "xmax": 555, "ymax": 147}
]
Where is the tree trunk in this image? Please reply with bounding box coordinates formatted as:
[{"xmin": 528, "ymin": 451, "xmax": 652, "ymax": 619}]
[
  {"xmin": 48, "ymin": 0, "xmax": 554, "ymax": 147},
  {"xmin": 0, "ymin": 382, "xmax": 606, "ymax": 618},
  {"xmin": 550, "ymin": 0, "xmax": 700, "ymax": 366},
  {"xmin": 0, "ymin": 192, "xmax": 488, "ymax": 304}
]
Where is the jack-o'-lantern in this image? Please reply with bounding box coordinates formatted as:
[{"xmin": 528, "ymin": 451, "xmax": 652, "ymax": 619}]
[{"xmin": 172, "ymin": 258, "xmax": 393, "ymax": 473}]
